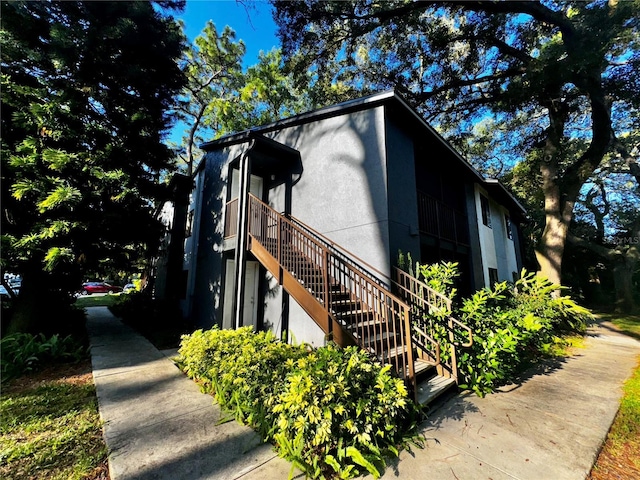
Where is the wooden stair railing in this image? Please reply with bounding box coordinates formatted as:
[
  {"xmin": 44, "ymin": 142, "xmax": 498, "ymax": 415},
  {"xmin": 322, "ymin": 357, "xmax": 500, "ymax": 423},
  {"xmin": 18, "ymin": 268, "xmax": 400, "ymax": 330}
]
[
  {"xmin": 246, "ymin": 194, "xmax": 416, "ymax": 393},
  {"xmin": 392, "ymin": 267, "xmax": 473, "ymax": 383}
]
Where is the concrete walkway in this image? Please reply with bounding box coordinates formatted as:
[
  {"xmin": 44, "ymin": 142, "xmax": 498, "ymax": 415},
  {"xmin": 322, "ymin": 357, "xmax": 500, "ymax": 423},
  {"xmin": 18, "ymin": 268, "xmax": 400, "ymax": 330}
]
[
  {"xmin": 382, "ymin": 320, "xmax": 640, "ymax": 480},
  {"xmin": 87, "ymin": 307, "xmax": 296, "ymax": 480},
  {"xmin": 88, "ymin": 307, "xmax": 640, "ymax": 480}
]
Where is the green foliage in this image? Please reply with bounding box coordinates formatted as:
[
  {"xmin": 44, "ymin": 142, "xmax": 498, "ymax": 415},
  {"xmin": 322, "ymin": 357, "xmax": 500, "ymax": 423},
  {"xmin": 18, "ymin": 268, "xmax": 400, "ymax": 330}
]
[
  {"xmin": 417, "ymin": 261, "xmax": 459, "ymax": 301},
  {"xmin": 178, "ymin": 327, "xmax": 417, "ymax": 479},
  {"xmin": 173, "ymin": 20, "xmax": 313, "ymax": 175},
  {"xmin": 1, "ymin": 1, "xmax": 186, "ymax": 326},
  {"xmin": 74, "ymin": 293, "xmax": 121, "ymax": 309},
  {"xmin": 415, "ymin": 265, "xmax": 591, "ymax": 396},
  {"xmin": 274, "ymin": 0, "xmax": 640, "ymax": 291},
  {"xmin": 0, "ymin": 333, "xmax": 86, "ymax": 382}
]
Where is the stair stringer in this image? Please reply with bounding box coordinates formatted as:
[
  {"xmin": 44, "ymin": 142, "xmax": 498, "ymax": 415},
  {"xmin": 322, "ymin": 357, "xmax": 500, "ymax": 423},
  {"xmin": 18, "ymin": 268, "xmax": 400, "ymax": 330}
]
[{"xmin": 249, "ymin": 236, "xmax": 356, "ymax": 348}]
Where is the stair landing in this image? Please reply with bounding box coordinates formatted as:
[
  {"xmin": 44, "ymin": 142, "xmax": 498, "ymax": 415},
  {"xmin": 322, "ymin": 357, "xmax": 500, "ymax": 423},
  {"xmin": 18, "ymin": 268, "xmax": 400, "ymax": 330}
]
[{"xmin": 416, "ymin": 375, "xmax": 456, "ymax": 406}]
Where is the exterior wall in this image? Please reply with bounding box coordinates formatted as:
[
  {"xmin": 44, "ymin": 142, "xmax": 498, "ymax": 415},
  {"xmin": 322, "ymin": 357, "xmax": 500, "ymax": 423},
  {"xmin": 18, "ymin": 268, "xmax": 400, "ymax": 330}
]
[
  {"xmin": 493, "ymin": 205, "xmax": 520, "ymax": 282},
  {"xmin": 384, "ymin": 114, "xmax": 421, "ymax": 273},
  {"xmin": 270, "ymin": 106, "xmax": 390, "ymax": 275},
  {"xmin": 464, "ymin": 184, "xmax": 485, "ymax": 291},
  {"xmin": 184, "ymin": 145, "xmax": 246, "ymax": 328},
  {"xmin": 180, "ymin": 167, "xmax": 204, "ymax": 320},
  {"xmin": 263, "ymin": 107, "xmax": 392, "ymax": 346},
  {"xmin": 474, "ymin": 184, "xmax": 521, "ymax": 287}
]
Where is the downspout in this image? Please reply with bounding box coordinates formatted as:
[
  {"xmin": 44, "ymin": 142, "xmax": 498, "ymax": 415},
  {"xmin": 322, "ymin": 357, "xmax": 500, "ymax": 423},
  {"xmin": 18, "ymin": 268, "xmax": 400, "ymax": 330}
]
[{"xmin": 232, "ymin": 140, "xmax": 256, "ymax": 330}]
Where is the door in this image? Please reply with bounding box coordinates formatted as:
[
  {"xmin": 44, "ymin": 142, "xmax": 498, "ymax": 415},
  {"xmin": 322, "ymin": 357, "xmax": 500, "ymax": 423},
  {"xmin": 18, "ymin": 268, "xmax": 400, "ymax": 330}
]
[
  {"xmin": 223, "ymin": 260, "xmax": 260, "ymax": 330},
  {"xmin": 231, "ymin": 169, "xmax": 264, "ymax": 199}
]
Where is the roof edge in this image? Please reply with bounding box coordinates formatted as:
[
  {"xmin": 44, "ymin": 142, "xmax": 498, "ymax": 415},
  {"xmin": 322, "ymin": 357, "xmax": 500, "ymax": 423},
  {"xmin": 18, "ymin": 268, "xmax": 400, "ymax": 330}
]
[{"xmin": 199, "ymin": 89, "xmax": 397, "ymax": 151}]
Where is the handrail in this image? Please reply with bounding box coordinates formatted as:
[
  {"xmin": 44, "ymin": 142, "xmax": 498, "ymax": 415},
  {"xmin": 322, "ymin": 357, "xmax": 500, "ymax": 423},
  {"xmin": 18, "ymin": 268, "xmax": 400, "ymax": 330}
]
[
  {"xmin": 246, "ymin": 193, "xmax": 416, "ymax": 392},
  {"xmin": 287, "ymin": 214, "xmax": 391, "ymax": 287},
  {"xmin": 448, "ymin": 316, "xmax": 473, "ymax": 348},
  {"xmin": 392, "ymin": 266, "xmax": 473, "ymax": 383},
  {"xmin": 224, "ymin": 198, "xmax": 239, "ymax": 239},
  {"xmin": 393, "ymin": 267, "xmax": 452, "ymax": 311}
]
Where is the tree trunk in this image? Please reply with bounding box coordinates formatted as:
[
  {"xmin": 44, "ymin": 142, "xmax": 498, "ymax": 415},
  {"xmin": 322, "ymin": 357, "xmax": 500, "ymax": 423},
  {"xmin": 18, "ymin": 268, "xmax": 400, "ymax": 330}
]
[
  {"xmin": 536, "ymin": 212, "xmax": 568, "ymax": 287},
  {"xmin": 7, "ymin": 264, "xmax": 49, "ymax": 335},
  {"xmin": 535, "ymin": 102, "xmax": 572, "ymax": 289},
  {"xmin": 612, "ymin": 246, "xmax": 639, "ymax": 312}
]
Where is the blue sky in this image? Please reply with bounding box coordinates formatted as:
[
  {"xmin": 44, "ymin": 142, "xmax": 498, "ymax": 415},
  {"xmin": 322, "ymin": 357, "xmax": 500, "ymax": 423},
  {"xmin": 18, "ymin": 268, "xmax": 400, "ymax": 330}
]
[
  {"xmin": 178, "ymin": 0, "xmax": 279, "ymax": 65},
  {"xmin": 168, "ymin": 1, "xmax": 280, "ymax": 145}
]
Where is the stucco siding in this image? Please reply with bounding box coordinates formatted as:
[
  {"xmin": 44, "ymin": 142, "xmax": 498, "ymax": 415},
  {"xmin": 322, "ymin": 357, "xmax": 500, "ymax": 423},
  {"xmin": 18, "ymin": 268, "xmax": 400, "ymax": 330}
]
[
  {"xmin": 384, "ymin": 114, "xmax": 421, "ymax": 273},
  {"xmin": 188, "ymin": 145, "xmax": 246, "ymax": 328},
  {"xmin": 475, "ymin": 184, "xmax": 497, "ymax": 287},
  {"xmin": 269, "ymin": 106, "xmax": 391, "ymax": 275}
]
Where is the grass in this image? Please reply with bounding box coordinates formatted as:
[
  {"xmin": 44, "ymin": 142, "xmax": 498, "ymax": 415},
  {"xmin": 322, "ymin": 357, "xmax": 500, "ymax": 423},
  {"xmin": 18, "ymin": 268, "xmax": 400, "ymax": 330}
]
[
  {"xmin": 0, "ymin": 361, "xmax": 109, "ymax": 480},
  {"xmin": 75, "ymin": 294, "xmax": 123, "ymax": 309},
  {"xmin": 588, "ymin": 312, "xmax": 640, "ymax": 479}
]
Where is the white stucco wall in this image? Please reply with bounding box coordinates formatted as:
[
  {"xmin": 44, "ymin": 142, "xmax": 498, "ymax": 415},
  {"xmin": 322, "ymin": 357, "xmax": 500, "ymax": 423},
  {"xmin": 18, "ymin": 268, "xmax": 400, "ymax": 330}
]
[
  {"xmin": 256, "ymin": 106, "xmax": 391, "ymax": 346},
  {"xmin": 494, "ymin": 205, "xmax": 519, "ymax": 282},
  {"xmin": 475, "ymin": 184, "xmax": 497, "ymax": 287},
  {"xmin": 475, "ymin": 184, "xmax": 521, "ymax": 287},
  {"xmin": 270, "ymin": 106, "xmax": 390, "ymax": 275}
]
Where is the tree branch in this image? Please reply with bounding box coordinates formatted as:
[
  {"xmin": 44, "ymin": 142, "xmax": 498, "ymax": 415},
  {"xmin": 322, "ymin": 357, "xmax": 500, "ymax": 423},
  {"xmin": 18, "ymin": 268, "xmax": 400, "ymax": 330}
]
[{"xmin": 567, "ymin": 232, "xmax": 617, "ymax": 260}]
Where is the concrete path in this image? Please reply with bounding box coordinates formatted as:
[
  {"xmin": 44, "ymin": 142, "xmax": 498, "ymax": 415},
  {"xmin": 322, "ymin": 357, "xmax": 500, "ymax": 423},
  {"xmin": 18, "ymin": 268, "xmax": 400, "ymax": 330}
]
[
  {"xmin": 88, "ymin": 307, "xmax": 640, "ymax": 480},
  {"xmin": 382, "ymin": 320, "xmax": 640, "ymax": 480},
  {"xmin": 87, "ymin": 307, "xmax": 296, "ymax": 480}
]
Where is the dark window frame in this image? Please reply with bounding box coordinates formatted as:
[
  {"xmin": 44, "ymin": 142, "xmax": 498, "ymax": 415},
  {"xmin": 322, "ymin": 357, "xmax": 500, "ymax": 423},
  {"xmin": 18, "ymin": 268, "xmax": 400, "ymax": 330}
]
[
  {"xmin": 505, "ymin": 214, "xmax": 513, "ymax": 240},
  {"xmin": 488, "ymin": 267, "xmax": 499, "ymax": 287},
  {"xmin": 185, "ymin": 210, "xmax": 195, "ymax": 238},
  {"xmin": 480, "ymin": 194, "xmax": 492, "ymax": 228}
]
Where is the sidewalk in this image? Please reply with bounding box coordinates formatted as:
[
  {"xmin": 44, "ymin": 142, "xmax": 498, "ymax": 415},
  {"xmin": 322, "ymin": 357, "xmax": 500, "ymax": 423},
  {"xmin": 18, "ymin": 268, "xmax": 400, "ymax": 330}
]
[
  {"xmin": 88, "ymin": 307, "xmax": 640, "ymax": 480},
  {"xmin": 382, "ymin": 320, "xmax": 640, "ymax": 480},
  {"xmin": 87, "ymin": 307, "xmax": 296, "ymax": 480}
]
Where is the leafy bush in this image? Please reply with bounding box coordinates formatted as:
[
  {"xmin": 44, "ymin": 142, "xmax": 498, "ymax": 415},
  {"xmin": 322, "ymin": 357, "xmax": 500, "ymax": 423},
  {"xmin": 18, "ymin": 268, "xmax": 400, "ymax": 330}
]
[
  {"xmin": 417, "ymin": 261, "xmax": 459, "ymax": 300},
  {"xmin": 416, "ymin": 264, "xmax": 591, "ymax": 396},
  {"xmin": 1, "ymin": 332, "xmax": 86, "ymax": 382},
  {"xmin": 178, "ymin": 327, "xmax": 418, "ymax": 479}
]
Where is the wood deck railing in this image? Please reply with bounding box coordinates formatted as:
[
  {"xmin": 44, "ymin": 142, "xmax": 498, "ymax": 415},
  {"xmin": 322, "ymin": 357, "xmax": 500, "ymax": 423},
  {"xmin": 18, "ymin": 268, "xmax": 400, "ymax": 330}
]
[
  {"xmin": 417, "ymin": 191, "xmax": 470, "ymax": 245},
  {"xmin": 246, "ymin": 194, "xmax": 416, "ymax": 391},
  {"xmin": 224, "ymin": 197, "xmax": 239, "ymax": 239},
  {"xmin": 393, "ymin": 267, "xmax": 472, "ymax": 382}
]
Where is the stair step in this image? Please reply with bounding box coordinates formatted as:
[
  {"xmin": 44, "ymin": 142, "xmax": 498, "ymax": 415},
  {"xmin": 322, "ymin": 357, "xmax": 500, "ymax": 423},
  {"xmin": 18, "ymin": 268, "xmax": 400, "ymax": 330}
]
[
  {"xmin": 331, "ymin": 292, "xmax": 352, "ymax": 302},
  {"xmin": 330, "ymin": 299, "xmax": 362, "ymax": 312},
  {"xmin": 382, "ymin": 345, "xmax": 408, "ymax": 361},
  {"xmin": 415, "ymin": 375, "xmax": 456, "ymax": 405},
  {"xmin": 335, "ymin": 310, "xmax": 376, "ymax": 326},
  {"xmin": 414, "ymin": 359, "xmax": 436, "ymax": 376},
  {"xmin": 352, "ymin": 330, "xmax": 398, "ymax": 350},
  {"xmin": 347, "ymin": 318, "xmax": 386, "ymax": 330}
]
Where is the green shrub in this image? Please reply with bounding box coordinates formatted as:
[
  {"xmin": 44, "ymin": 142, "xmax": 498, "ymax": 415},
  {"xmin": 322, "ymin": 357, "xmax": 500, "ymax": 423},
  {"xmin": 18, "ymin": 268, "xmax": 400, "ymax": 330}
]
[
  {"xmin": 178, "ymin": 327, "xmax": 417, "ymax": 479},
  {"xmin": 417, "ymin": 261, "xmax": 459, "ymax": 300},
  {"xmin": 1, "ymin": 332, "xmax": 85, "ymax": 382},
  {"xmin": 416, "ymin": 264, "xmax": 591, "ymax": 396}
]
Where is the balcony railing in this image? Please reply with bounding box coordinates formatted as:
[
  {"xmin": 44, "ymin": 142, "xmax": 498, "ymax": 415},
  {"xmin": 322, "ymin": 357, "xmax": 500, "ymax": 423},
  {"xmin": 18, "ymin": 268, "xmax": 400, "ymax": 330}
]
[
  {"xmin": 417, "ymin": 191, "xmax": 469, "ymax": 245},
  {"xmin": 224, "ymin": 198, "xmax": 239, "ymax": 239}
]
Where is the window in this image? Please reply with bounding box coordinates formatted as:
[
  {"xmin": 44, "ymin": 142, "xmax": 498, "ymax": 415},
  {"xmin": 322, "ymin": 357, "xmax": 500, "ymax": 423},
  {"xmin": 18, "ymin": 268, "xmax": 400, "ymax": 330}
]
[
  {"xmin": 185, "ymin": 210, "xmax": 194, "ymax": 238},
  {"xmin": 505, "ymin": 215, "xmax": 513, "ymax": 240},
  {"xmin": 488, "ymin": 268, "xmax": 499, "ymax": 287},
  {"xmin": 480, "ymin": 195, "xmax": 492, "ymax": 228}
]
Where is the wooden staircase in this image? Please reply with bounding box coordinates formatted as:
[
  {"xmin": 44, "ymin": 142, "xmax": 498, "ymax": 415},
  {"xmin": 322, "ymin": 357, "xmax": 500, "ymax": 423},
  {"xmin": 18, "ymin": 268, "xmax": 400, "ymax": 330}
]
[{"xmin": 241, "ymin": 193, "xmax": 471, "ymax": 406}]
